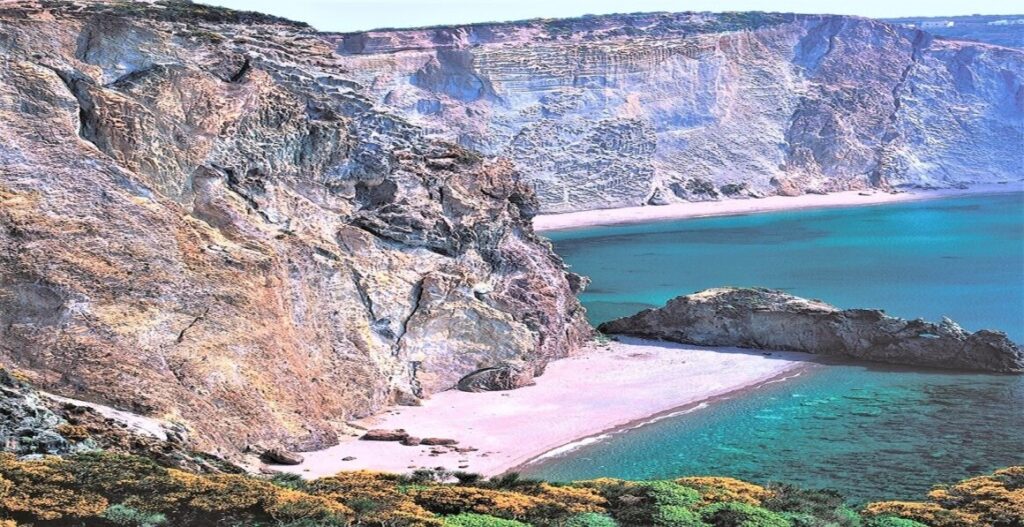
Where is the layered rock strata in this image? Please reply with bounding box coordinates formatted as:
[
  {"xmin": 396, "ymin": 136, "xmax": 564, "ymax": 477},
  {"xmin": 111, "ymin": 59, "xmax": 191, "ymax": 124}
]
[
  {"xmin": 599, "ymin": 288, "xmax": 1024, "ymax": 373},
  {"xmin": 330, "ymin": 12, "xmax": 1024, "ymax": 213}
]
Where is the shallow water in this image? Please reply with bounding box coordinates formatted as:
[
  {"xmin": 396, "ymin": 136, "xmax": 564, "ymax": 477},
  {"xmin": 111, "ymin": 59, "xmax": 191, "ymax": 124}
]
[{"xmin": 525, "ymin": 192, "xmax": 1024, "ymax": 503}]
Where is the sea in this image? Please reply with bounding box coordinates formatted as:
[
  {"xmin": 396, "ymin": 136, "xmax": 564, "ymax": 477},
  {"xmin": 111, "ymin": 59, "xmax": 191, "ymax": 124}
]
[{"xmin": 522, "ymin": 192, "xmax": 1024, "ymax": 503}]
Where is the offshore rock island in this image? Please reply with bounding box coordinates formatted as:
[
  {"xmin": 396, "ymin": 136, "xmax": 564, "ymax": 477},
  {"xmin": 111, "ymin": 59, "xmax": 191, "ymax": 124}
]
[{"xmin": 599, "ymin": 288, "xmax": 1024, "ymax": 373}]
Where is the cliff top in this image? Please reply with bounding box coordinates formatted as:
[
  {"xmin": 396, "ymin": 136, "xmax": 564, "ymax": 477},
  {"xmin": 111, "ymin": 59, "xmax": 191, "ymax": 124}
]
[
  {"xmin": 1, "ymin": 0, "xmax": 310, "ymax": 28},
  {"xmin": 327, "ymin": 10, "xmax": 851, "ymax": 36},
  {"xmin": 322, "ymin": 10, "xmax": 913, "ymax": 55}
]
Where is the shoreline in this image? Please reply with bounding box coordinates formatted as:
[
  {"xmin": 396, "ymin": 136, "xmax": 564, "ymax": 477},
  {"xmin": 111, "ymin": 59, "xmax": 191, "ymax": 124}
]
[
  {"xmin": 509, "ymin": 363, "xmax": 816, "ymax": 476},
  {"xmin": 277, "ymin": 338, "xmax": 818, "ymax": 479},
  {"xmin": 532, "ymin": 183, "xmax": 1024, "ymax": 232}
]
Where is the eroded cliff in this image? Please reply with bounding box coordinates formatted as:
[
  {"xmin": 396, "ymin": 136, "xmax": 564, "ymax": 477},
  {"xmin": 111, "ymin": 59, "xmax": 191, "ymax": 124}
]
[
  {"xmin": 330, "ymin": 12, "xmax": 1024, "ymax": 213},
  {"xmin": 0, "ymin": 0, "xmax": 589, "ymax": 456}
]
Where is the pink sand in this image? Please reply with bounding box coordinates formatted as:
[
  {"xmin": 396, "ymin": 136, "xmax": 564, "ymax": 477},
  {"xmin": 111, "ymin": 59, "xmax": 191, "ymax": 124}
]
[
  {"xmin": 278, "ymin": 338, "xmax": 814, "ymax": 479},
  {"xmin": 532, "ymin": 183, "xmax": 1023, "ymax": 232}
]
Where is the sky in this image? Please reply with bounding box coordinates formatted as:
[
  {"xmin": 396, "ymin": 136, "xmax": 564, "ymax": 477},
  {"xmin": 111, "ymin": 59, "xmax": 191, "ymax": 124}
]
[{"xmin": 203, "ymin": 0, "xmax": 1019, "ymax": 32}]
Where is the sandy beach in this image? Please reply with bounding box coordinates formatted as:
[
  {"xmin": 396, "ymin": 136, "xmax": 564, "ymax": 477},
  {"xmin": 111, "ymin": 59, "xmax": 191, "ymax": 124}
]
[
  {"xmin": 278, "ymin": 338, "xmax": 816, "ymax": 479},
  {"xmin": 533, "ymin": 183, "xmax": 1024, "ymax": 232}
]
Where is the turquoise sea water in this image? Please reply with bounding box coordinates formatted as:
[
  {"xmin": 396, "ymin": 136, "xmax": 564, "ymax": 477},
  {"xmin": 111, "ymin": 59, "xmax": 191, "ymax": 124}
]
[{"xmin": 524, "ymin": 192, "xmax": 1024, "ymax": 503}]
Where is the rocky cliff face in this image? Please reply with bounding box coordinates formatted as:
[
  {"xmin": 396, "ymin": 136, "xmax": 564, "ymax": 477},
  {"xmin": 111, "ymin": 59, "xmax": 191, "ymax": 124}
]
[
  {"xmin": 329, "ymin": 12, "xmax": 1024, "ymax": 213},
  {"xmin": 599, "ymin": 288, "xmax": 1024, "ymax": 373},
  {"xmin": 0, "ymin": 0, "xmax": 588, "ymax": 456},
  {"xmin": 0, "ymin": 367, "xmax": 240, "ymax": 472}
]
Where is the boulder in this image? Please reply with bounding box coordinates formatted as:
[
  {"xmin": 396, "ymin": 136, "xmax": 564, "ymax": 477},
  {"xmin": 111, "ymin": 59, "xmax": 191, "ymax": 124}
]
[
  {"xmin": 598, "ymin": 288, "xmax": 1024, "ymax": 373},
  {"xmin": 361, "ymin": 429, "xmax": 409, "ymax": 441},
  {"xmin": 261, "ymin": 449, "xmax": 304, "ymax": 465},
  {"xmin": 400, "ymin": 436, "xmax": 422, "ymax": 446},
  {"xmin": 456, "ymin": 361, "xmax": 537, "ymax": 392},
  {"xmin": 421, "ymin": 437, "xmax": 459, "ymax": 446}
]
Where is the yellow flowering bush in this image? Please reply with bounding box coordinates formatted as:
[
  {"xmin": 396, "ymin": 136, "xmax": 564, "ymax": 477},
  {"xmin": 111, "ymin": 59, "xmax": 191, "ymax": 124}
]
[
  {"xmin": 0, "ymin": 452, "xmax": 352, "ymax": 525},
  {"xmin": 865, "ymin": 466, "xmax": 1024, "ymax": 527},
  {"xmin": 0, "ymin": 454, "xmax": 108, "ymax": 521},
  {"xmin": 0, "ymin": 449, "xmax": 1018, "ymax": 527},
  {"xmin": 862, "ymin": 501, "xmax": 980, "ymax": 527},
  {"xmin": 54, "ymin": 423, "xmax": 90, "ymax": 441},
  {"xmin": 676, "ymin": 476, "xmax": 772, "ymax": 506},
  {"xmin": 927, "ymin": 466, "xmax": 1024, "ymax": 526},
  {"xmin": 529, "ymin": 483, "xmax": 607, "ymax": 513},
  {"xmin": 263, "ymin": 488, "xmax": 354, "ymax": 523},
  {"xmin": 412, "ymin": 485, "xmax": 541, "ymax": 518},
  {"xmin": 309, "ymin": 470, "xmax": 440, "ymax": 526}
]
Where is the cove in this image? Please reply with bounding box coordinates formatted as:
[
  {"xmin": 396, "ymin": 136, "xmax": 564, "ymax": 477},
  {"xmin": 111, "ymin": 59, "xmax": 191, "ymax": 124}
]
[{"xmin": 525, "ymin": 192, "xmax": 1024, "ymax": 503}]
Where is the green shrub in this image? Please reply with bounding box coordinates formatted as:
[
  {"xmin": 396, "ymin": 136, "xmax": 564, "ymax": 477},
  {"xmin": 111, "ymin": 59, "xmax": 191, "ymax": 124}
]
[
  {"xmin": 564, "ymin": 512, "xmax": 619, "ymax": 527},
  {"xmin": 652, "ymin": 505, "xmax": 708, "ymax": 526},
  {"xmin": 763, "ymin": 485, "xmax": 860, "ymax": 527},
  {"xmin": 596, "ymin": 480, "xmax": 702, "ymax": 526},
  {"xmin": 640, "ymin": 481, "xmax": 702, "ymax": 509},
  {"xmin": 101, "ymin": 504, "xmax": 168, "ymax": 526},
  {"xmin": 442, "ymin": 512, "xmax": 531, "ymax": 527},
  {"xmin": 834, "ymin": 507, "xmax": 863, "ymax": 527},
  {"xmin": 454, "ymin": 472, "xmax": 484, "ymax": 485},
  {"xmin": 348, "ymin": 497, "xmax": 381, "ymax": 516},
  {"xmin": 274, "ymin": 520, "xmax": 349, "ymax": 527},
  {"xmin": 701, "ymin": 502, "xmax": 791, "ymax": 527},
  {"xmin": 779, "ymin": 512, "xmax": 818, "ymax": 527},
  {"xmin": 485, "ymin": 472, "xmax": 544, "ymax": 491},
  {"xmin": 864, "ymin": 518, "xmax": 928, "ymax": 527},
  {"xmin": 269, "ymin": 473, "xmax": 308, "ymax": 491}
]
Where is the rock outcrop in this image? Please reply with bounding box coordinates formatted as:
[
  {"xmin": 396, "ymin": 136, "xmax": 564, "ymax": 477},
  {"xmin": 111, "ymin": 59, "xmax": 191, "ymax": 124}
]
[
  {"xmin": 0, "ymin": 368, "xmax": 238, "ymax": 472},
  {"xmin": 0, "ymin": 369, "xmax": 76, "ymax": 457},
  {"xmin": 329, "ymin": 12, "xmax": 1024, "ymax": 213},
  {"xmin": 598, "ymin": 288, "xmax": 1024, "ymax": 373},
  {"xmin": 260, "ymin": 448, "xmax": 304, "ymax": 465},
  {"xmin": 0, "ymin": 0, "xmax": 588, "ymax": 457}
]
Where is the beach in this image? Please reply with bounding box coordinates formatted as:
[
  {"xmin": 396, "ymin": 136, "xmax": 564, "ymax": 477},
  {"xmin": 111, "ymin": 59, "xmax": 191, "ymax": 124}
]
[
  {"xmin": 278, "ymin": 338, "xmax": 815, "ymax": 479},
  {"xmin": 532, "ymin": 183, "xmax": 1024, "ymax": 232}
]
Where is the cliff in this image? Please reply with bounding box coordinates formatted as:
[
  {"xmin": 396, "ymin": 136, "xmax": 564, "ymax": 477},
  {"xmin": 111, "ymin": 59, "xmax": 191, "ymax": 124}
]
[
  {"xmin": 599, "ymin": 288, "xmax": 1024, "ymax": 373},
  {"xmin": 884, "ymin": 15, "xmax": 1024, "ymax": 50},
  {"xmin": 0, "ymin": 0, "xmax": 589, "ymax": 456},
  {"xmin": 329, "ymin": 12, "xmax": 1024, "ymax": 213}
]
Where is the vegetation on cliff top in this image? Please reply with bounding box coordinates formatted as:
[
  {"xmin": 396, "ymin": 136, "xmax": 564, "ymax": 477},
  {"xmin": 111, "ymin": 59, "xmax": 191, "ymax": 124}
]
[
  {"xmin": 31, "ymin": 0, "xmax": 311, "ymax": 28},
  {"xmin": 0, "ymin": 452, "xmax": 1019, "ymax": 526}
]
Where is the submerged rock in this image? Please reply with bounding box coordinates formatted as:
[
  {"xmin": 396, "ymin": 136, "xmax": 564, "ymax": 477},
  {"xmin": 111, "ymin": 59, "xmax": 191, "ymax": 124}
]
[{"xmin": 598, "ymin": 288, "xmax": 1024, "ymax": 373}]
